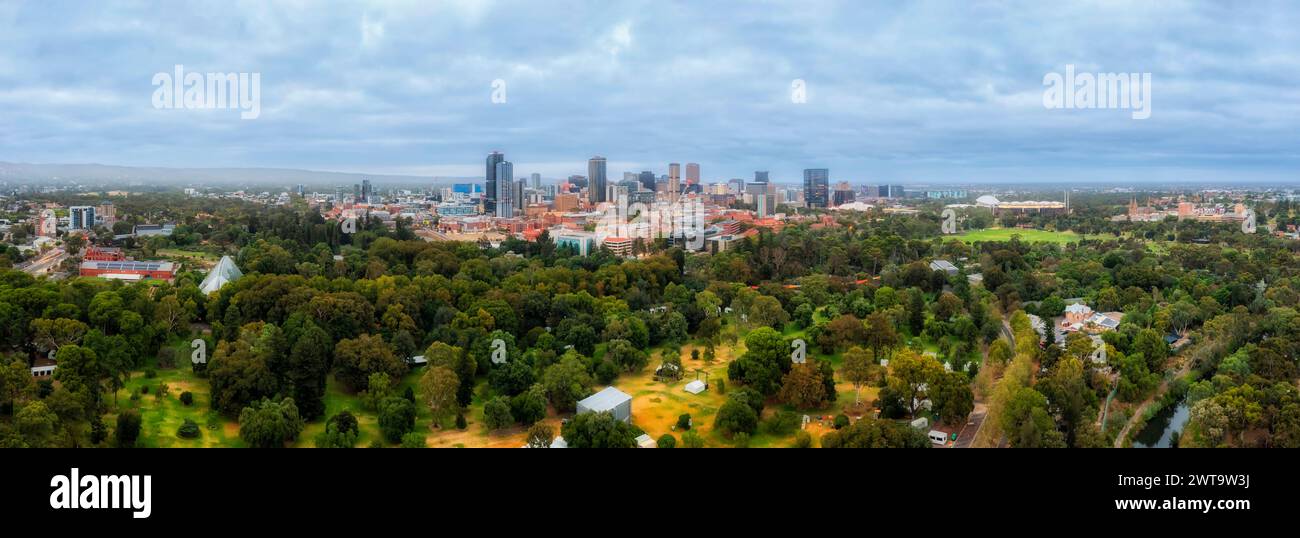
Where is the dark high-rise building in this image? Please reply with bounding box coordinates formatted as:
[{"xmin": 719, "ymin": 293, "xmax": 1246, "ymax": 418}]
[
  {"xmin": 485, "ymin": 151, "xmax": 505, "ymax": 214},
  {"xmin": 832, "ymin": 182, "xmax": 856, "ymax": 206},
  {"xmin": 494, "ymin": 160, "xmax": 514, "ymax": 218},
  {"xmin": 639, "ymin": 170, "xmax": 655, "ymax": 192},
  {"xmin": 876, "ymin": 185, "xmax": 905, "ymax": 198},
  {"xmin": 588, "ymin": 156, "xmax": 608, "ymax": 204},
  {"xmin": 803, "ymin": 169, "xmax": 829, "ymax": 208},
  {"xmin": 755, "ymin": 171, "xmax": 769, "ymax": 183}
]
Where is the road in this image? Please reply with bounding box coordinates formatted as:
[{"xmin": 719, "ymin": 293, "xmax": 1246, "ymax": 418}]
[
  {"xmin": 19, "ymin": 248, "xmax": 67, "ymax": 276},
  {"xmin": 953, "ymin": 402, "xmax": 988, "ymax": 448}
]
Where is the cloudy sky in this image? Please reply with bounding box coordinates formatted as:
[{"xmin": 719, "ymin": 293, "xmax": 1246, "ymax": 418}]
[{"xmin": 1, "ymin": 0, "xmax": 1298, "ymax": 185}]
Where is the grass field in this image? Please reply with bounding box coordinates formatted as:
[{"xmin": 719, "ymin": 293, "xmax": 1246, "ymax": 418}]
[{"xmin": 955, "ymin": 228, "xmax": 1082, "ymax": 244}]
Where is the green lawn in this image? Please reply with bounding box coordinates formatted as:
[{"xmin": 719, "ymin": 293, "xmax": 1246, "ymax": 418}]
[{"xmin": 954, "ymin": 228, "xmax": 1082, "ymax": 244}]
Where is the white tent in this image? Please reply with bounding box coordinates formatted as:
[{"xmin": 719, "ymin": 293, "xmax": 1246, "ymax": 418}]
[
  {"xmin": 200, "ymin": 256, "xmax": 243, "ymax": 295},
  {"xmin": 684, "ymin": 380, "xmax": 706, "ymax": 395}
]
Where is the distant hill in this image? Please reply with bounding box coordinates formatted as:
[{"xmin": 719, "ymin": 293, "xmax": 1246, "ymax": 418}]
[{"xmin": 0, "ymin": 161, "xmax": 479, "ymax": 189}]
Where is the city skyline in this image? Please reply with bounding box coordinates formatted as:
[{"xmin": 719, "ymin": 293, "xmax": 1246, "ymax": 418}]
[{"xmin": 2, "ymin": 1, "xmax": 1298, "ymax": 184}]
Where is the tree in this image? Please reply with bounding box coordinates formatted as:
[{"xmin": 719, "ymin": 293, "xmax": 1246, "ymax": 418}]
[
  {"xmin": 418, "ymin": 366, "xmax": 460, "ymax": 424},
  {"xmin": 510, "ymin": 384, "xmax": 548, "ymax": 426},
  {"xmin": 841, "ymin": 346, "xmax": 878, "ymax": 406},
  {"xmin": 605, "ymin": 339, "xmax": 649, "ymax": 373},
  {"xmin": 238, "ymin": 397, "xmax": 304, "ymax": 448},
  {"xmin": 824, "ymin": 415, "xmax": 930, "ymax": 448},
  {"xmin": 208, "ymin": 323, "xmax": 283, "ymax": 416},
  {"xmin": 887, "ymin": 350, "xmax": 944, "ymax": 418},
  {"xmin": 657, "ymin": 434, "xmax": 676, "ymax": 448},
  {"xmin": 727, "ymin": 327, "xmax": 790, "ymax": 395},
  {"xmin": 483, "ymin": 396, "xmax": 515, "ymax": 430},
  {"xmin": 777, "ymin": 363, "xmax": 830, "ymax": 409},
  {"xmin": 16, "ymin": 400, "xmax": 59, "ymax": 447},
  {"xmin": 930, "ymin": 371, "xmax": 975, "ymax": 426},
  {"xmin": 361, "ymin": 372, "xmax": 392, "ymax": 412},
  {"xmin": 526, "ymin": 422, "xmax": 554, "ymax": 448},
  {"xmin": 287, "ymin": 322, "xmax": 331, "ymax": 420},
  {"xmin": 333, "ymin": 334, "xmax": 406, "ymax": 393},
  {"xmin": 30, "ymin": 318, "xmax": 89, "ymax": 353},
  {"xmin": 378, "ymin": 396, "xmax": 417, "ymax": 443},
  {"xmin": 561, "ymin": 411, "xmax": 638, "ymax": 448},
  {"xmin": 999, "ymin": 387, "xmax": 1065, "ymax": 448},
  {"xmin": 541, "ymin": 354, "xmax": 593, "ymax": 412},
  {"xmin": 864, "ymin": 312, "xmax": 900, "ymax": 360},
  {"xmin": 714, "ymin": 397, "xmax": 759, "ymax": 437},
  {"xmin": 749, "ymin": 295, "xmax": 790, "ymax": 329},
  {"xmin": 314, "ymin": 411, "xmax": 359, "ymax": 448}
]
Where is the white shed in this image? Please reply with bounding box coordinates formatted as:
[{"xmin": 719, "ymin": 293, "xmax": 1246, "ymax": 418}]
[{"xmin": 684, "ymin": 380, "xmax": 706, "ymax": 395}]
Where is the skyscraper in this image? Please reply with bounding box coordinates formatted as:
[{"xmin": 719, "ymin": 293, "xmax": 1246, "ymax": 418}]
[
  {"xmin": 668, "ymin": 163, "xmax": 681, "ymax": 202},
  {"xmin": 588, "ymin": 156, "xmax": 608, "ymax": 204},
  {"xmin": 639, "ymin": 171, "xmax": 655, "ymax": 192},
  {"xmin": 70, "ymin": 206, "xmax": 96, "ymax": 230},
  {"xmin": 485, "ymin": 151, "xmax": 505, "ymax": 214},
  {"xmin": 803, "ymin": 169, "xmax": 829, "ymax": 208},
  {"xmin": 755, "ymin": 171, "xmax": 769, "ymax": 183},
  {"xmin": 686, "ymin": 163, "xmax": 700, "ymax": 186},
  {"xmin": 495, "ymin": 160, "xmax": 514, "ymax": 218},
  {"xmin": 360, "ymin": 179, "xmax": 373, "ymax": 204},
  {"xmin": 514, "ymin": 178, "xmax": 526, "ymax": 217},
  {"xmin": 531, "ymin": 173, "xmax": 541, "ymax": 190}
]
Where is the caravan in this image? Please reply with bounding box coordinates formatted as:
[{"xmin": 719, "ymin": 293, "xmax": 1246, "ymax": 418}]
[{"xmin": 928, "ymin": 430, "xmax": 948, "ymax": 445}]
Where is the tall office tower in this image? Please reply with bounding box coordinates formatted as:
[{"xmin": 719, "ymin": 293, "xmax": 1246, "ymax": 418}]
[
  {"xmin": 494, "ymin": 160, "xmax": 514, "ymax": 218},
  {"xmin": 485, "ymin": 151, "xmax": 505, "ymax": 214},
  {"xmin": 361, "ymin": 179, "xmax": 373, "ymax": 204},
  {"xmin": 69, "ymin": 206, "xmax": 96, "ymax": 230},
  {"xmin": 686, "ymin": 163, "xmax": 700, "ymax": 186},
  {"xmin": 832, "ymin": 182, "xmax": 856, "ymax": 206},
  {"xmin": 531, "ymin": 173, "xmax": 541, "ymax": 190},
  {"xmin": 639, "ymin": 171, "xmax": 656, "ymax": 192},
  {"xmin": 747, "ymin": 181, "xmax": 776, "ymax": 218},
  {"xmin": 668, "ymin": 163, "xmax": 681, "ymax": 202},
  {"xmin": 514, "ymin": 178, "xmax": 526, "ymax": 216},
  {"xmin": 588, "ymin": 156, "xmax": 608, "ymax": 204},
  {"xmin": 755, "ymin": 171, "xmax": 769, "ymax": 183},
  {"xmin": 803, "ymin": 169, "xmax": 829, "ymax": 208},
  {"xmin": 353, "ymin": 184, "xmax": 361, "ymax": 202}
]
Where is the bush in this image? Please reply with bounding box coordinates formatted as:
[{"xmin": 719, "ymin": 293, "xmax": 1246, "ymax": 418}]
[
  {"xmin": 378, "ymin": 397, "xmax": 417, "ymax": 444},
  {"xmin": 179, "ymin": 391, "xmax": 194, "ymax": 406},
  {"xmin": 483, "ymin": 396, "xmax": 514, "ymax": 430},
  {"xmin": 455, "ymin": 414, "xmax": 468, "ymax": 430},
  {"xmin": 177, "ymin": 419, "xmax": 201, "ymax": 439},
  {"xmin": 834, "ymin": 414, "xmax": 850, "ymax": 429},
  {"xmin": 144, "ymin": 368, "xmax": 157, "ymax": 379},
  {"xmin": 733, "ymin": 432, "xmax": 750, "ymax": 448},
  {"xmin": 681, "ymin": 430, "xmax": 705, "ymax": 448},
  {"xmin": 763, "ymin": 410, "xmax": 801, "ymax": 435},
  {"xmin": 139, "ymin": 385, "xmax": 149, "ymax": 395},
  {"xmin": 794, "ymin": 430, "xmax": 813, "ymax": 448},
  {"xmin": 676, "ymin": 413, "xmax": 692, "ymax": 431},
  {"xmin": 400, "ymin": 432, "xmax": 426, "ymax": 448},
  {"xmin": 116, "ymin": 411, "xmax": 142, "ymax": 448},
  {"xmin": 157, "ymin": 347, "xmax": 176, "ymax": 369},
  {"xmin": 657, "ymin": 434, "xmax": 676, "ymax": 448}
]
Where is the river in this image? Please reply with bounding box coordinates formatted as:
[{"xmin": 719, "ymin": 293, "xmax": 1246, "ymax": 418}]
[{"xmin": 1132, "ymin": 397, "xmax": 1190, "ymax": 448}]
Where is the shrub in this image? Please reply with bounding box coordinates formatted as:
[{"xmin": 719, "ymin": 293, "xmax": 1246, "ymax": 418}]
[
  {"xmin": 144, "ymin": 368, "xmax": 157, "ymax": 379},
  {"xmin": 733, "ymin": 432, "xmax": 751, "ymax": 448},
  {"xmin": 794, "ymin": 430, "xmax": 813, "ymax": 448},
  {"xmin": 177, "ymin": 419, "xmax": 201, "ymax": 439},
  {"xmin": 676, "ymin": 413, "xmax": 692, "ymax": 431},
  {"xmin": 681, "ymin": 430, "xmax": 705, "ymax": 448},
  {"xmin": 834, "ymin": 414, "xmax": 850, "ymax": 429},
  {"xmin": 657, "ymin": 434, "xmax": 676, "ymax": 448},
  {"xmin": 455, "ymin": 414, "xmax": 468, "ymax": 430},
  {"xmin": 400, "ymin": 432, "xmax": 426, "ymax": 448},
  {"xmin": 116, "ymin": 411, "xmax": 142, "ymax": 448},
  {"xmin": 179, "ymin": 391, "xmax": 194, "ymax": 406}
]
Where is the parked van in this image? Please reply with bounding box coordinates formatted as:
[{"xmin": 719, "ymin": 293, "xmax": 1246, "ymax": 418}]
[{"xmin": 928, "ymin": 430, "xmax": 948, "ymax": 445}]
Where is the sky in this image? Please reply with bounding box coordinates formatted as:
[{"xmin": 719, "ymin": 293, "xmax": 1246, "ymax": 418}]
[{"xmin": 1, "ymin": 0, "xmax": 1298, "ymax": 185}]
